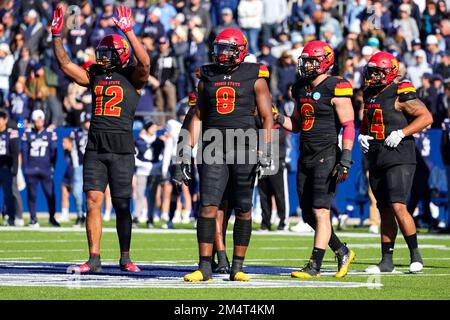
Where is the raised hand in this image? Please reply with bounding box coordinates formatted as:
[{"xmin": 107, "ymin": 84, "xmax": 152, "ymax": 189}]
[
  {"xmin": 112, "ymin": 5, "xmax": 134, "ymax": 34},
  {"xmin": 51, "ymin": 5, "xmax": 64, "ymax": 37}
]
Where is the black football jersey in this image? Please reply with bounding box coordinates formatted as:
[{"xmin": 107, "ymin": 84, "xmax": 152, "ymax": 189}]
[
  {"xmin": 86, "ymin": 64, "xmax": 140, "ymax": 154},
  {"xmin": 197, "ymin": 62, "xmax": 269, "ymax": 131},
  {"xmin": 291, "ymin": 76, "xmax": 353, "ymax": 161},
  {"xmin": 363, "ymin": 81, "xmax": 416, "ymax": 168}
]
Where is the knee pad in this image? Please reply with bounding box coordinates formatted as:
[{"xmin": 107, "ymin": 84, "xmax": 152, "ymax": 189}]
[
  {"xmin": 233, "ymin": 218, "xmax": 252, "ymax": 246},
  {"xmin": 197, "ymin": 217, "xmax": 216, "ymax": 244}
]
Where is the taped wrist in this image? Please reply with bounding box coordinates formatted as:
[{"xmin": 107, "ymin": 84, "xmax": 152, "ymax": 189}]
[
  {"xmin": 196, "ymin": 217, "xmax": 216, "ymax": 244},
  {"xmin": 233, "ymin": 218, "xmax": 252, "ymax": 246},
  {"xmin": 340, "ymin": 149, "xmax": 353, "ymax": 168}
]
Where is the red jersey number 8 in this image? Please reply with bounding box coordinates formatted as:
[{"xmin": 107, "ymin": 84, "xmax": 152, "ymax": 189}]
[
  {"xmin": 301, "ymin": 103, "xmax": 315, "ymax": 131},
  {"xmin": 216, "ymin": 87, "xmax": 236, "ymax": 114}
]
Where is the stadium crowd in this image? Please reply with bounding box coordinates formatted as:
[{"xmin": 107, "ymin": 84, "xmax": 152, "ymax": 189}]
[{"xmin": 0, "ymin": 0, "xmax": 449, "ymax": 233}]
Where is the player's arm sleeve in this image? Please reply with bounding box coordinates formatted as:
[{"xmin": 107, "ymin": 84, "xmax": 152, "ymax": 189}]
[
  {"xmin": 9, "ymin": 130, "xmax": 19, "ymax": 176},
  {"xmin": 397, "ymin": 81, "xmax": 417, "ymax": 102},
  {"xmin": 257, "ymin": 63, "xmax": 270, "ymax": 80}
]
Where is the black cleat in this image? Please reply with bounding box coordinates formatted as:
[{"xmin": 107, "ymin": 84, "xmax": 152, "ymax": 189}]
[
  {"xmin": 366, "ymin": 257, "xmax": 395, "ymax": 273},
  {"xmin": 48, "ymin": 217, "xmax": 61, "ymax": 227},
  {"xmin": 291, "ymin": 259, "xmax": 321, "ymax": 279},
  {"xmin": 214, "ymin": 257, "xmax": 230, "ymax": 274},
  {"xmin": 73, "ymin": 216, "xmax": 85, "ymax": 228}
]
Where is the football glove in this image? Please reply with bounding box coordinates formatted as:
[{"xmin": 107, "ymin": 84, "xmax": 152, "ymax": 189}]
[
  {"xmin": 384, "ymin": 129, "xmax": 405, "ymax": 148},
  {"xmin": 257, "ymin": 142, "xmax": 273, "ymax": 178},
  {"xmin": 358, "ymin": 134, "xmax": 374, "ymax": 154},
  {"xmin": 112, "ymin": 5, "xmax": 134, "ymax": 33},
  {"xmin": 332, "ymin": 149, "xmax": 352, "ymax": 184},
  {"xmin": 172, "ymin": 163, "xmax": 192, "ymax": 193},
  {"xmin": 274, "ymin": 112, "xmax": 285, "ymax": 126},
  {"xmin": 51, "ymin": 5, "xmax": 64, "ymax": 37}
]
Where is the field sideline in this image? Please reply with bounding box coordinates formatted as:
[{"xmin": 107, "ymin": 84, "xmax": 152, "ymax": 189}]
[{"xmin": 0, "ymin": 224, "xmax": 450, "ymax": 300}]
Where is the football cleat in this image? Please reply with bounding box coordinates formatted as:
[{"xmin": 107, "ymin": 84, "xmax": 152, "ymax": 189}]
[
  {"xmin": 214, "ymin": 258, "xmax": 230, "ymax": 274},
  {"xmin": 72, "ymin": 263, "xmax": 102, "ymax": 274},
  {"xmin": 120, "ymin": 262, "xmax": 141, "ymax": 273},
  {"xmin": 409, "ymin": 262, "xmax": 423, "ymax": 273},
  {"xmin": 184, "ymin": 270, "xmax": 212, "ymax": 282},
  {"xmin": 335, "ymin": 246, "xmax": 356, "ymax": 278},
  {"xmin": 48, "ymin": 217, "xmax": 61, "ymax": 227},
  {"xmin": 28, "ymin": 219, "xmax": 40, "ymax": 228},
  {"xmin": 365, "ymin": 258, "xmax": 395, "ymax": 273},
  {"xmin": 291, "ymin": 260, "xmax": 320, "ymax": 279},
  {"xmin": 230, "ymin": 271, "xmax": 250, "ymax": 282}
]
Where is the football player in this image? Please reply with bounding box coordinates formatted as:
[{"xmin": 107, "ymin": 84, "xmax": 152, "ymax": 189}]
[
  {"xmin": 52, "ymin": 4, "xmax": 150, "ymax": 273},
  {"xmin": 275, "ymin": 41, "xmax": 356, "ymax": 278},
  {"xmin": 359, "ymin": 52, "xmax": 433, "ymax": 273},
  {"xmin": 177, "ymin": 28, "xmax": 274, "ymax": 282}
]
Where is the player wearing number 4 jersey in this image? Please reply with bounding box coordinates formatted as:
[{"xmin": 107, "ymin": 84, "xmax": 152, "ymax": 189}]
[
  {"xmin": 52, "ymin": 4, "xmax": 150, "ymax": 273},
  {"xmin": 178, "ymin": 28, "xmax": 274, "ymax": 282},
  {"xmin": 359, "ymin": 52, "xmax": 433, "ymax": 274},
  {"xmin": 275, "ymin": 41, "xmax": 356, "ymax": 279}
]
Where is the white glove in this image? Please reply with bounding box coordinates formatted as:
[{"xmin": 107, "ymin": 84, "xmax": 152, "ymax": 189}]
[
  {"xmin": 384, "ymin": 129, "xmax": 405, "ymax": 148},
  {"xmin": 358, "ymin": 134, "xmax": 374, "ymax": 153}
]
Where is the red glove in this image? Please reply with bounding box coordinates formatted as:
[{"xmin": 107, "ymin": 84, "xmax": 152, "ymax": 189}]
[
  {"xmin": 113, "ymin": 5, "xmax": 133, "ymax": 33},
  {"xmin": 51, "ymin": 5, "xmax": 64, "ymax": 37}
]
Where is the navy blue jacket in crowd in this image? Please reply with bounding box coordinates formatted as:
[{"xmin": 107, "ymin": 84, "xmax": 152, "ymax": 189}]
[
  {"xmin": 7, "ymin": 92, "xmax": 29, "ymax": 126},
  {"xmin": 69, "ymin": 127, "xmax": 88, "ymax": 167},
  {"xmin": 21, "ymin": 127, "xmax": 57, "ymax": 176},
  {"xmin": 135, "ymin": 135, "xmax": 165, "ymax": 164},
  {"xmin": 276, "ymin": 62, "xmax": 297, "ymax": 100},
  {"xmin": 0, "ymin": 128, "xmax": 19, "ymax": 175}
]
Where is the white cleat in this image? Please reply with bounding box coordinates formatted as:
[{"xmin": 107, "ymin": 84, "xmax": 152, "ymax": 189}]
[
  {"xmin": 369, "ymin": 224, "xmax": 379, "ymax": 234},
  {"xmin": 365, "ymin": 265, "xmax": 396, "ymax": 274},
  {"xmin": 59, "ymin": 212, "xmax": 70, "ymax": 223},
  {"xmin": 409, "ymin": 262, "xmax": 423, "ymax": 273},
  {"xmin": 290, "ymin": 221, "xmax": 313, "ymax": 233},
  {"xmin": 15, "ymin": 219, "xmax": 25, "ymax": 227},
  {"xmin": 103, "ymin": 212, "xmax": 111, "ymax": 222},
  {"xmin": 161, "ymin": 212, "xmax": 170, "ymax": 222}
]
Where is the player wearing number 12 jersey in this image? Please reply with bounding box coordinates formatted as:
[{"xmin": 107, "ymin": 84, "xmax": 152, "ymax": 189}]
[
  {"xmin": 358, "ymin": 52, "xmax": 433, "ymax": 274},
  {"xmin": 52, "ymin": 4, "xmax": 150, "ymax": 273},
  {"xmin": 178, "ymin": 28, "xmax": 274, "ymax": 282},
  {"xmin": 275, "ymin": 41, "xmax": 356, "ymax": 279}
]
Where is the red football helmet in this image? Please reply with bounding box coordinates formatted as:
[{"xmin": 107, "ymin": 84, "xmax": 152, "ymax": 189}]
[
  {"xmin": 365, "ymin": 51, "xmax": 399, "ymax": 86},
  {"xmin": 298, "ymin": 40, "xmax": 335, "ymax": 78},
  {"xmin": 212, "ymin": 28, "xmax": 248, "ymax": 67},
  {"xmin": 96, "ymin": 34, "xmax": 130, "ymax": 70}
]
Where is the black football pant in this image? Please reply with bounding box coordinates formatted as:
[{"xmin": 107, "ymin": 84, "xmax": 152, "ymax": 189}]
[
  {"xmin": 407, "ymin": 158, "xmax": 432, "ymax": 227},
  {"xmin": 0, "ymin": 167, "xmax": 15, "ymax": 221},
  {"xmin": 25, "ymin": 172, "xmax": 56, "ymax": 221},
  {"xmin": 258, "ymin": 166, "xmax": 288, "ymax": 229}
]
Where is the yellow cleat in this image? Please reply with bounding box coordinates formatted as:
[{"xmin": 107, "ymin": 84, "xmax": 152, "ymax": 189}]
[
  {"xmin": 291, "ymin": 260, "xmax": 320, "ymax": 279},
  {"xmin": 183, "ymin": 270, "xmax": 212, "ymax": 282},
  {"xmin": 230, "ymin": 271, "xmax": 251, "ymax": 282},
  {"xmin": 335, "ymin": 249, "xmax": 356, "ymax": 278}
]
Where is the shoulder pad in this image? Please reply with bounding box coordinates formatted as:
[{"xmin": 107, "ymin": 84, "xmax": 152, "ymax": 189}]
[
  {"xmin": 397, "ymin": 81, "xmax": 416, "ymax": 95},
  {"xmin": 257, "ymin": 63, "xmax": 270, "ymax": 78},
  {"xmin": 333, "ymin": 77, "xmax": 353, "ymax": 97}
]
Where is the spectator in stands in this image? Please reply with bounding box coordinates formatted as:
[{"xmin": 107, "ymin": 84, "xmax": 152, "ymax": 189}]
[
  {"xmin": 261, "ymin": 0, "xmax": 288, "ymax": 44},
  {"xmin": 2, "ymin": 11, "xmax": 16, "ymax": 45},
  {"xmin": 185, "ymin": 27, "xmax": 207, "ymax": 92},
  {"xmin": 421, "ymin": 0, "xmax": 442, "ymax": 39},
  {"xmin": 90, "ymin": 0, "xmax": 116, "ymax": 46},
  {"xmin": 271, "ymin": 31, "xmax": 292, "ymax": 59},
  {"xmin": 20, "ymin": 9, "xmax": 44, "ymax": 58},
  {"xmin": 354, "ymin": 46, "xmax": 374, "ymax": 89},
  {"xmin": 289, "ymin": 32, "xmax": 304, "ymax": 60},
  {"xmin": 209, "ymin": 0, "xmax": 239, "ymax": 27},
  {"xmin": 435, "ymin": 50, "xmax": 450, "ymax": 80},
  {"xmin": 151, "ymin": 36, "xmax": 179, "ymax": 124},
  {"xmin": 393, "ymin": 3, "xmax": 420, "ymax": 51},
  {"xmin": 149, "ymin": 0, "xmax": 177, "ymax": 34},
  {"xmin": 7, "ymin": 81, "xmax": 29, "ymax": 128},
  {"xmin": 133, "ymin": 0, "xmax": 148, "ymax": 36},
  {"xmin": 213, "ymin": 7, "xmax": 239, "ymax": 38},
  {"xmin": 237, "ymin": 0, "xmax": 263, "ymax": 55},
  {"xmin": 171, "ymin": 26, "xmax": 189, "ymax": 100},
  {"xmin": 257, "ymin": 42, "xmax": 278, "ymax": 95},
  {"xmin": 426, "ymin": 34, "xmax": 443, "ymax": 70},
  {"xmin": 142, "ymin": 7, "xmax": 165, "ymax": 42},
  {"xmin": 439, "ymin": 19, "xmax": 450, "ymax": 50},
  {"xmin": 418, "ymin": 73, "xmax": 439, "ymax": 124},
  {"xmin": 407, "ymin": 49, "xmax": 432, "ymax": 88},
  {"xmin": 67, "ymin": 14, "xmax": 92, "ymax": 58},
  {"xmin": 441, "ymin": 114, "xmax": 450, "ymax": 229},
  {"xmin": 0, "ymin": 43, "xmax": 14, "ymax": 105},
  {"xmin": 184, "ymin": 0, "xmax": 212, "ymax": 40},
  {"xmin": 404, "ymin": 38, "xmax": 423, "ymax": 67},
  {"xmin": 274, "ymin": 51, "xmax": 296, "ymax": 109}
]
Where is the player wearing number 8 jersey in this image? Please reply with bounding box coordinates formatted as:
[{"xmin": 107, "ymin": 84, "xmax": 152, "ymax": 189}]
[
  {"xmin": 359, "ymin": 52, "xmax": 433, "ymax": 274},
  {"xmin": 179, "ymin": 28, "xmax": 274, "ymax": 282},
  {"xmin": 275, "ymin": 40, "xmax": 356, "ymax": 279},
  {"xmin": 52, "ymin": 4, "xmax": 150, "ymax": 273}
]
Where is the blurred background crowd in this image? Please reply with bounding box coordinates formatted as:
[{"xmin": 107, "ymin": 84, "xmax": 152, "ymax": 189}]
[{"xmin": 0, "ymin": 0, "xmax": 449, "ymax": 233}]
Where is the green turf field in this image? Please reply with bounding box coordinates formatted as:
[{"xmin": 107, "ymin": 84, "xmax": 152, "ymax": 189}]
[{"xmin": 0, "ymin": 221, "xmax": 450, "ymax": 300}]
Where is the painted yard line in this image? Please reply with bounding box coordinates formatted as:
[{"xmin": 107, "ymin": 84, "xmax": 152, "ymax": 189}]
[
  {"xmin": 0, "ymin": 248, "xmax": 187, "ymax": 253},
  {"xmin": 259, "ymin": 244, "xmax": 450, "ymax": 250},
  {"xmin": 1, "ymin": 227, "xmax": 450, "ymax": 240}
]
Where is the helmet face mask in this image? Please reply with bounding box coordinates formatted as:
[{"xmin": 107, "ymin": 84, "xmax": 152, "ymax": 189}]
[
  {"xmin": 212, "ymin": 28, "xmax": 248, "ymax": 69},
  {"xmin": 365, "ymin": 52, "xmax": 399, "ymax": 87},
  {"xmin": 297, "ymin": 40, "xmax": 335, "ymax": 80},
  {"xmin": 96, "ymin": 34, "xmax": 130, "ymax": 71},
  {"xmin": 212, "ymin": 42, "xmax": 240, "ymax": 67},
  {"xmin": 96, "ymin": 47, "xmax": 120, "ymax": 70},
  {"xmin": 298, "ymin": 56, "xmax": 325, "ymax": 78},
  {"xmin": 365, "ymin": 66, "xmax": 387, "ymax": 86}
]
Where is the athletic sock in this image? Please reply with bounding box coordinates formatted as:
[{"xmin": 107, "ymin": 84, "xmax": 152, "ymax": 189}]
[
  {"xmin": 311, "ymin": 247, "xmax": 326, "ymax": 270},
  {"xmin": 379, "ymin": 242, "xmax": 395, "ymax": 271},
  {"xmin": 404, "ymin": 233, "xmax": 418, "ymax": 251},
  {"xmin": 119, "ymin": 251, "xmax": 132, "ymax": 265},
  {"xmin": 329, "ymin": 230, "xmax": 344, "ymax": 252},
  {"xmin": 199, "ymin": 256, "xmax": 212, "ymax": 279},
  {"xmin": 231, "ymin": 255, "xmax": 245, "ymax": 278},
  {"xmin": 217, "ymin": 250, "xmax": 229, "ymax": 266},
  {"xmin": 87, "ymin": 252, "xmax": 101, "ymax": 268}
]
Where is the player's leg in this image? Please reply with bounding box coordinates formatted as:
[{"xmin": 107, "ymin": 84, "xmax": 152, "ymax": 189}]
[
  {"xmin": 184, "ymin": 163, "xmax": 228, "ymax": 282},
  {"xmin": 214, "ymin": 197, "xmax": 231, "ymax": 273},
  {"xmin": 134, "ymin": 175, "xmax": 147, "ymax": 224},
  {"xmin": 366, "ymin": 167, "xmax": 397, "ymax": 273},
  {"xmin": 181, "ymin": 183, "xmax": 192, "ymax": 224},
  {"xmin": 103, "ymin": 186, "xmax": 112, "ymax": 222},
  {"xmin": 388, "ymin": 165, "xmax": 423, "ymax": 272},
  {"xmin": 109, "ymin": 153, "xmax": 140, "ymax": 272},
  {"xmin": 76, "ymin": 150, "xmax": 108, "ymax": 273},
  {"xmin": 271, "ymin": 169, "xmax": 287, "ymax": 230},
  {"xmin": 258, "ymin": 176, "xmax": 272, "ymax": 230},
  {"xmin": 228, "ymin": 163, "xmax": 257, "ymax": 281},
  {"xmin": 61, "ymin": 184, "xmax": 70, "ymax": 222},
  {"xmin": 72, "ymin": 165, "xmax": 85, "ymax": 225},
  {"xmin": 24, "ymin": 174, "xmax": 39, "ymax": 226},
  {"xmin": 41, "ymin": 173, "xmax": 58, "ymax": 226}
]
